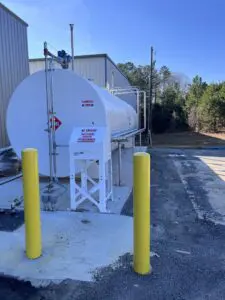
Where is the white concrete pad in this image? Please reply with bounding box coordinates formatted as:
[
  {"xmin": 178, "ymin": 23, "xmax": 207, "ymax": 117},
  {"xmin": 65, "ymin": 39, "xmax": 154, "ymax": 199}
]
[
  {"xmin": 0, "ymin": 178, "xmax": 132, "ymax": 213},
  {"xmin": 0, "ymin": 177, "xmax": 23, "ymax": 209},
  {"xmin": 0, "ymin": 211, "xmax": 133, "ymax": 285},
  {"xmin": 108, "ymin": 186, "xmax": 132, "ymax": 214},
  {"xmin": 0, "ymin": 147, "xmax": 144, "ymax": 213}
]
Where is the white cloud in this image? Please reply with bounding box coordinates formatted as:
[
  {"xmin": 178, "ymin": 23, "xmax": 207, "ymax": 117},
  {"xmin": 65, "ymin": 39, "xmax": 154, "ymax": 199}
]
[{"xmin": 1, "ymin": 0, "xmax": 93, "ymax": 57}]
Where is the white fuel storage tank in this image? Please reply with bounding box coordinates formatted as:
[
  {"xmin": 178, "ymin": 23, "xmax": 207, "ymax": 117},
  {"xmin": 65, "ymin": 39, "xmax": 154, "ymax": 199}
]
[{"xmin": 6, "ymin": 69, "xmax": 138, "ymax": 177}]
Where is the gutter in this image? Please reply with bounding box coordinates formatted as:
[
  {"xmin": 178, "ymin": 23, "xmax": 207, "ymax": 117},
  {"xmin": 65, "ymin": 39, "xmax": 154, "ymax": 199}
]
[{"xmin": 104, "ymin": 56, "xmax": 107, "ymax": 88}]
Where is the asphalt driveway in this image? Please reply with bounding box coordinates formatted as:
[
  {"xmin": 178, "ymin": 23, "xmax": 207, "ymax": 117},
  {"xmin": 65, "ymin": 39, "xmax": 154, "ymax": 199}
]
[{"xmin": 1, "ymin": 148, "xmax": 225, "ymax": 300}]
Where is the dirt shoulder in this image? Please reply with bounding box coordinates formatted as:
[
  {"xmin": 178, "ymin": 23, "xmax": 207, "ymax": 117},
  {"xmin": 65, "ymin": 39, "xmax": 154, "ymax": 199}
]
[{"xmin": 152, "ymin": 131, "xmax": 225, "ymax": 148}]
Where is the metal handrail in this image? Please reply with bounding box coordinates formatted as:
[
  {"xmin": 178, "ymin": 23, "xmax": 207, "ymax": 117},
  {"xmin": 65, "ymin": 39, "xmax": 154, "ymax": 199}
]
[{"xmin": 112, "ymin": 128, "xmax": 145, "ymax": 142}]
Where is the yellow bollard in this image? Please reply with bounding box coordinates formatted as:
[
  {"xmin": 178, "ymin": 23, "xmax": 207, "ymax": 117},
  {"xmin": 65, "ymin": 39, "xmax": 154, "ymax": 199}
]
[
  {"xmin": 22, "ymin": 148, "xmax": 42, "ymax": 259},
  {"xmin": 133, "ymin": 152, "xmax": 151, "ymax": 274}
]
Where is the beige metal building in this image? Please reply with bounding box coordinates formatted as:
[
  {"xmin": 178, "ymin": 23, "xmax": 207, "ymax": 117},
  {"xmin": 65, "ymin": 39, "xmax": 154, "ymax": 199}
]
[
  {"xmin": 0, "ymin": 3, "xmax": 29, "ymax": 148},
  {"xmin": 29, "ymin": 54, "xmax": 137, "ymax": 109},
  {"xmin": 30, "ymin": 54, "xmax": 129, "ymax": 88}
]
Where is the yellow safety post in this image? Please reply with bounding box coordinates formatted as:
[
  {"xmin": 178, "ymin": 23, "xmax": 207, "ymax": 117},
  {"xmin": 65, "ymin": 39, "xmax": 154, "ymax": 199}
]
[
  {"xmin": 133, "ymin": 152, "xmax": 151, "ymax": 274},
  {"xmin": 22, "ymin": 148, "xmax": 42, "ymax": 259}
]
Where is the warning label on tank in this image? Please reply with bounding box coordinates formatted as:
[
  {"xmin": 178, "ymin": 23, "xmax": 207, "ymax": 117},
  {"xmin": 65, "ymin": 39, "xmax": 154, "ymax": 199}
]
[
  {"xmin": 50, "ymin": 116, "xmax": 62, "ymax": 130},
  {"xmin": 77, "ymin": 128, "xmax": 96, "ymax": 142},
  {"xmin": 81, "ymin": 100, "xmax": 94, "ymax": 107}
]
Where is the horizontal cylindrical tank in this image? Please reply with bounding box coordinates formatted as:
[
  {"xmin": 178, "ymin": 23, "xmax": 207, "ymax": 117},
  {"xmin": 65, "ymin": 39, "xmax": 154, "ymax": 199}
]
[{"xmin": 7, "ymin": 69, "xmax": 138, "ymax": 177}]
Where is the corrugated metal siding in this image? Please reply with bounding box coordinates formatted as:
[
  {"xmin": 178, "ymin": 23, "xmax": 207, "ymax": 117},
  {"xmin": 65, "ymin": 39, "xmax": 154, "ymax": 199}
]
[
  {"xmin": 73, "ymin": 57, "xmax": 105, "ymax": 87},
  {"xmin": 106, "ymin": 58, "xmax": 137, "ymax": 110},
  {"xmin": 29, "ymin": 60, "xmax": 61, "ymax": 74},
  {"xmin": 29, "ymin": 57, "xmax": 106, "ymax": 87},
  {"xmin": 0, "ymin": 5, "xmax": 29, "ymax": 148}
]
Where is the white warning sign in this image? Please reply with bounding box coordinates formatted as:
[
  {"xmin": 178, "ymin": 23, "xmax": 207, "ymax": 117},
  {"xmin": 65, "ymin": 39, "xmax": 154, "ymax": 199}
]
[{"xmin": 77, "ymin": 128, "xmax": 96, "ymax": 143}]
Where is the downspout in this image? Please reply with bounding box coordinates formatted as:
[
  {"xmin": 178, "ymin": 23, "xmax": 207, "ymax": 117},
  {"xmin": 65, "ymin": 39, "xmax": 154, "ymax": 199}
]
[{"xmin": 104, "ymin": 55, "xmax": 107, "ymax": 88}]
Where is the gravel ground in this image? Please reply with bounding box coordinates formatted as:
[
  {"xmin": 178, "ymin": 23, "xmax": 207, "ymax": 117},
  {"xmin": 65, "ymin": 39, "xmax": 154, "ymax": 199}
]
[
  {"xmin": 1, "ymin": 149, "xmax": 225, "ymax": 299},
  {"xmin": 0, "ymin": 210, "xmax": 24, "ymax": 232}
]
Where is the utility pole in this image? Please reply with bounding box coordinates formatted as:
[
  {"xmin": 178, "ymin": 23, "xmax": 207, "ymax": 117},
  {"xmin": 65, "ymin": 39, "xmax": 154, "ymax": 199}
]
[{"xmin": 148, "ymin": 46, "xmax": 154, "ymax": 147}]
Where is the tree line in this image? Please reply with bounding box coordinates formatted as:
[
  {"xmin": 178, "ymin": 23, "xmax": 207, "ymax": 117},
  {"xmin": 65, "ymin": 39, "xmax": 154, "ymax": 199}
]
[{"xmin": 117, "ymin": 62, "xmax": 225, "ymax": 133}]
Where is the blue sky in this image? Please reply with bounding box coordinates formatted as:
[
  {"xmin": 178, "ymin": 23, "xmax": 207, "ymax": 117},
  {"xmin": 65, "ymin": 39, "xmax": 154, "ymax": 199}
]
[{"xmin": 2, "ymin": 0, "xmax": 225, "ymax": 82}]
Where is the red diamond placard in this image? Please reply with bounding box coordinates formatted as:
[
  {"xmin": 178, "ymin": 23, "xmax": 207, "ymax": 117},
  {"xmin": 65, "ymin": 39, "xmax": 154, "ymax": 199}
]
[{"xmin": 50, "ymin": 116, "xmax": 62, "ymax": 131}]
